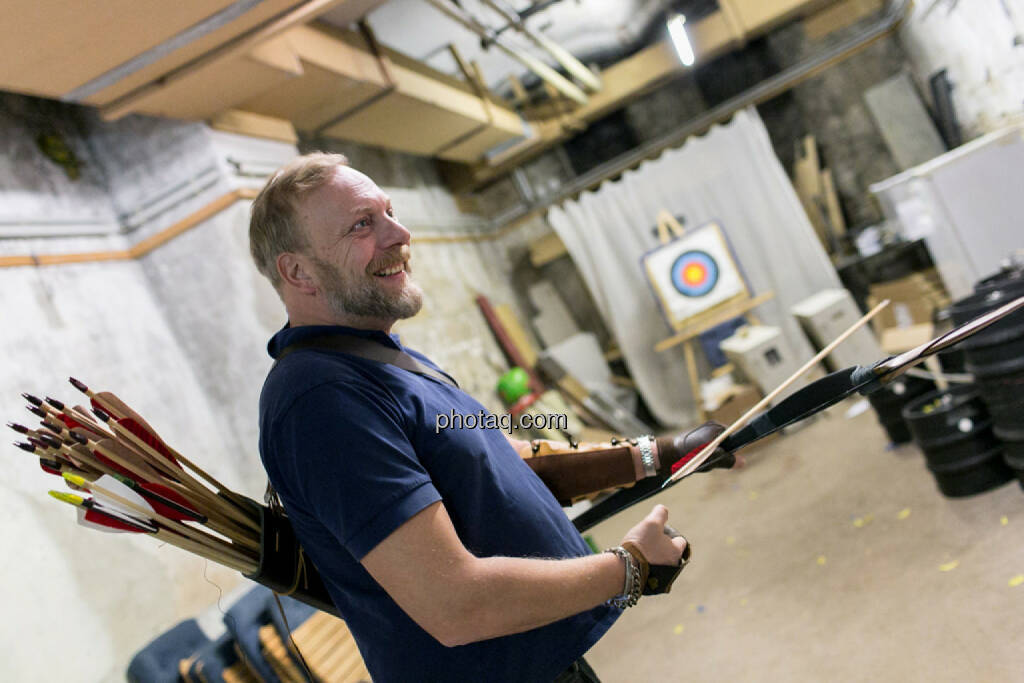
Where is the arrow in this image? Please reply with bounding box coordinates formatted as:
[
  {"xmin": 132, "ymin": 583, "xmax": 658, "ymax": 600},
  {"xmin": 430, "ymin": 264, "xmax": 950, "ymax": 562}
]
[
  {"xmin": 63, "ymin": 472, "xmax": 256, "ymax": 565},
  {"xmin": 47, "ymin": 490, "xmax": 256, "ymax": 573},
  {"xmin": 71, "ymin": 378, "xmax": 258, "ymax": 529},
  {"xmin": 110, "ymin": 472, "xmax": 207, "ymax": 523},
  {"xmin": 49, "ymin": 491, "xmax": 158, "ymax": 533}
]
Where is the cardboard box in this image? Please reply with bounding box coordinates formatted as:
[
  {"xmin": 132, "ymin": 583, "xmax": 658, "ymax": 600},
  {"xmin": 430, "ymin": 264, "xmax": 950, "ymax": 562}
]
[
  {"xmin": 868, "ymin": 269, "xmax": 951, "ymax": 332},
  {"xmin": 879, "ymin": 323, "xmax": 934, "ymax": 354}
]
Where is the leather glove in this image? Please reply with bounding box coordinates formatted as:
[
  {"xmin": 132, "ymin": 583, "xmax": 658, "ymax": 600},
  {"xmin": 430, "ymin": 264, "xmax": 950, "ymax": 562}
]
[{"xmin": 655, "ymin": 421, "xmax": 735, "ymax": 475}]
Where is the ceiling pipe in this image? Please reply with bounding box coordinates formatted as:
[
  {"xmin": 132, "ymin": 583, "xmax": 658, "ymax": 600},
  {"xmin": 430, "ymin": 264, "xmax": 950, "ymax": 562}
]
[
  {"xmin": 478, "ymin": 0, "xmax": 602, "ymax": 91},
  {"xmin": 423, "ymin": 0, "xmax": 590, "ymax": 105},
  {"xmin": 491, "ymin": 0, "xmax": 912, "ymax": 227}
]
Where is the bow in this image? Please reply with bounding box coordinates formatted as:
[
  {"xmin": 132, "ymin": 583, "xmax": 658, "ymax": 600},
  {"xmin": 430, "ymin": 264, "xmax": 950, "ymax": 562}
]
[{"xmin": 573, "ymin": 293, "xmax": 1024, "ymax": 532}]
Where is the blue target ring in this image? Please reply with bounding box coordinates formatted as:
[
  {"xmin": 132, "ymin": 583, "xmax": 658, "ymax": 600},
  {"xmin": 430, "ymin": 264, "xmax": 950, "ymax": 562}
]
[{"xmin": 670, "ymin": 250, "xmax": 719, "ymax": 297}]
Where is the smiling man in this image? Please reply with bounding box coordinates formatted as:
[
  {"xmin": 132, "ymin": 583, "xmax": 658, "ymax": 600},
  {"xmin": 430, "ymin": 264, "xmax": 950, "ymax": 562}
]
[{"xmin": 249, "ymin": 153, "xmax": 699, "ymax": 682}]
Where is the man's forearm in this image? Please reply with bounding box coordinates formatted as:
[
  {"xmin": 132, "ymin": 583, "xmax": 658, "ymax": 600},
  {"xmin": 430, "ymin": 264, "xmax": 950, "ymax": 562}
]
[
  {"xmin": 440, "ymin": 551, "xmax": 625, "ymax": 646},
  {"xmin": 518, "ymin": 438, "xmax": 660, "ymax": 503}
]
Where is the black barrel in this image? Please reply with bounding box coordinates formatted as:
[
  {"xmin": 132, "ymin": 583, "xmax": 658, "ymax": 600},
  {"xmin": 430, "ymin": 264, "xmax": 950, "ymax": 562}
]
[
  {"xmin": 950, "ymin": 282, "xmax": 1024, "ymax": 483},
  {"xmin": 867, "ymin": 376, "xmax": 935, "ymax": 444},
  {"xmin": 974, "ymin": 264, "xmax": 1024, "ymax": 297},
  {"xmin": 1003, "ymin": 435, "xmax": 1024, "ymax": 487},
  {"xmin": 949, "ymin": 285, "xmax": 1024, "ymax": 353},
  {"xmin": 902, "ymin": 385, "xmax": 1013, "ymax": 497}
]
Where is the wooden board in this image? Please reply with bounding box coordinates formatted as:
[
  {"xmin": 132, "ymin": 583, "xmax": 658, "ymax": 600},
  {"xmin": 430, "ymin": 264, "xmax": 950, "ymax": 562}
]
[
  {"xmin": 529, "ymin": 233, "xmax": 569, "ymax": 267},
  {"xmin": 324, "ymin": 89, "xmax": 488, "ymax": 155},
  {"xmin": 120, "ymin": 49, "xmax": 300, "ymax": 121},
  {"xmin": 209, "ymin": 110, "xmax": 299, "ymax": 144},
  {"xmin": 494, "ymin": 304, "xmax": 540, "ymax": 368},
  {"xmin": 804, "ymin": 0, "xmax": 884, "ymax": 40},
  {"xmin": 0, "ymin": 0, "xmax": 237, "ymax": 97},
  {"xmin": 86, "ymin": 0, "xmax": 370, "ymax": 106}
]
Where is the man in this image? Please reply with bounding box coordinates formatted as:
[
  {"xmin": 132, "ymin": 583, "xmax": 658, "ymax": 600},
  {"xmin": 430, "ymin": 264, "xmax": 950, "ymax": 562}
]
[{"xmin": 250, "ymin": 152, "xmax": 725, "ymax": 681}]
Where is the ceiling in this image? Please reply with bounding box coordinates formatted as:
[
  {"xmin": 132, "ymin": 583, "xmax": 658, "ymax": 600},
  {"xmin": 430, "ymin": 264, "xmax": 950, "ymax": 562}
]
[
  {"xmin": 0, "ymin": 0, "xmax": 873, "ymax": 181},
  {"xmin": 350, "ymin": 0, "xmax": 673, "ymax": 90}
]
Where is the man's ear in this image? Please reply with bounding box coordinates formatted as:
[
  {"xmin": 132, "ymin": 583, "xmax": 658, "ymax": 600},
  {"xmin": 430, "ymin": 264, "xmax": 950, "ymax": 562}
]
[{"xmin": 277, "ymin": 252, "xmax": 318, "ymax": 295}]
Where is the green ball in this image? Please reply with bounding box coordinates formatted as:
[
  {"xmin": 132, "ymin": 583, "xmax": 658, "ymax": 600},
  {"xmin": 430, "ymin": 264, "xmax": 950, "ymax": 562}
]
[{"xmin": 497, "ymin": 367, "xmax": 531, "ymax": 403}]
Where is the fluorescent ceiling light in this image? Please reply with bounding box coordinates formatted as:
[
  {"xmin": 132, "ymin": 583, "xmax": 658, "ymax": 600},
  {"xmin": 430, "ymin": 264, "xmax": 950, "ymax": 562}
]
[{"xmin": 667, "ymin": 13, "xmax": 695, "ymax": 67}]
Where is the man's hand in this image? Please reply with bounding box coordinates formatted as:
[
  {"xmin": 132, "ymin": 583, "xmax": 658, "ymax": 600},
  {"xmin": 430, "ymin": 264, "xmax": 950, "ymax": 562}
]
[
  {"xmin": 620, "ymin": 504, "xmax": 686, "ymax": 567},
  {"xmin": 657, "ymin": 421, "xmax": 744, "ymax": 475}
]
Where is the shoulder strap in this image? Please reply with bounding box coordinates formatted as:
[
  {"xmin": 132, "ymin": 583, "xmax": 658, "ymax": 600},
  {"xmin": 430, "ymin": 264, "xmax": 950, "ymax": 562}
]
[{"xmin": 275, "ymin": 333, "xmax": 459, "ymax": 389}]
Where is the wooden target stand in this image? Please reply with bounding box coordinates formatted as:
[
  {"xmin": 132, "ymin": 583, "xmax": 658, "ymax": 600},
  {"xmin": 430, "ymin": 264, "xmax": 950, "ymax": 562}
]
[{"xmin": 648, "ymin": 210, "xmax": 774, "ymax": 420}]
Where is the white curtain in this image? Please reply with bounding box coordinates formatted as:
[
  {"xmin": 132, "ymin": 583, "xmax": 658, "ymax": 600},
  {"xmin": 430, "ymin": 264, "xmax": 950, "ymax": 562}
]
[{"xmin": 547, "ymin": 108, "xmax": 841, "ymax": 427}]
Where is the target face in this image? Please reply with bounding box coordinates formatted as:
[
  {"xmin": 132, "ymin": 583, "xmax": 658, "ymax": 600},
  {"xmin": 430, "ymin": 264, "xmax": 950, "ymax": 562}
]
[
  {"xmin": 671, "ymin": 250, "xmax": 719, "ymax": 297},
  {"xmin": 641, "ymin": 221, "xmax": 748, "ymax": 328}
]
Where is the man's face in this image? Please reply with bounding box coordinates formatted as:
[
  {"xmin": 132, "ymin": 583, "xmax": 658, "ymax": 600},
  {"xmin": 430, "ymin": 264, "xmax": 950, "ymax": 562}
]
[{"xmin": 299, "ymin": 167, "xmax": 423, "ymax": 324}]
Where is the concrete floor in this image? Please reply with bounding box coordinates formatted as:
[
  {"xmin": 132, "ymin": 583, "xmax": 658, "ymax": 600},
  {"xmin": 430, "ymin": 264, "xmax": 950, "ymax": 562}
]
[{"xmin": 584, "ymin": 399, "xmax": 1024, "ymax": 682}]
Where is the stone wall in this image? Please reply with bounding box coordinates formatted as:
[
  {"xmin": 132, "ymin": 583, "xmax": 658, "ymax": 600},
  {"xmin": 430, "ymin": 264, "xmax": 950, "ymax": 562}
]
[{"xmin": 760, "ymin": 16, "xmax": 907, "ymax": 229}]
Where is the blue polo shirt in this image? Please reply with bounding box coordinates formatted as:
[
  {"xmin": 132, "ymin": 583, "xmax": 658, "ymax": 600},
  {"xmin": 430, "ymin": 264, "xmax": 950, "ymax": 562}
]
[{"xmin": 258, "ymin": 324, "xmax": 618, "ymax": 682}]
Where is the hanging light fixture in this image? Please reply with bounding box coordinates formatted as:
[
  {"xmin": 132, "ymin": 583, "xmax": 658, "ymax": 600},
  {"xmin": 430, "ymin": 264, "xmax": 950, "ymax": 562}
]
[{"xmin": 667, "ymin": 13, "xmax": 695, "ymax": 66}]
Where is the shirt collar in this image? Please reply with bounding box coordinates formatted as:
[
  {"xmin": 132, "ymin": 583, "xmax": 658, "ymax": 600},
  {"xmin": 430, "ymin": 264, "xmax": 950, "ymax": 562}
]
[{"xmin": 267, "ymin": 322, "xmax": 402, "ymax": 358}]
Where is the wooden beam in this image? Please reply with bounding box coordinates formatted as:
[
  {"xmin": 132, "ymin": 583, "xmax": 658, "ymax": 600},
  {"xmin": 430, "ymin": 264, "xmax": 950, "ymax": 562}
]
[
  {"xmin": 528, "ymin": 232, "xmax": 568, "ymax": 267},
  {"xmin": 804, "ymin": 0, "xmax": 884, "ymax": 39},
  {"xmin": 208, "ymin": 110, "xmax": 299, "ymax": 144},
  {"xmin": 100, "ymin": 0, "xmax": 353, "ymax": 119}
]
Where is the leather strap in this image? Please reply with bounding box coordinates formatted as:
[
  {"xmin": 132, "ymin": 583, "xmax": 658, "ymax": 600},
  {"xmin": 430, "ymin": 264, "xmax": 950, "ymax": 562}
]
[{"xmin": 275, "ymin": 333, "xmax": 459, "ymax": 389}]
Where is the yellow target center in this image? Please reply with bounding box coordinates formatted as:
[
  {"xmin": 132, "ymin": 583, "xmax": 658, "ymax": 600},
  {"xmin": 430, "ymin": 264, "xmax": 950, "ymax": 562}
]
[{"xmin": 683, "ymin": 264, "xmax": 706, "ymax": 285}]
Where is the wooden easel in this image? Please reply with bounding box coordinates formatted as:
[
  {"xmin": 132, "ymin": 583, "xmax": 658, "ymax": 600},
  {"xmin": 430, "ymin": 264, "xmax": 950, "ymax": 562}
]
[{"xmin": 649, "ymin": 210, "xmax": 774, "ymax": 420}]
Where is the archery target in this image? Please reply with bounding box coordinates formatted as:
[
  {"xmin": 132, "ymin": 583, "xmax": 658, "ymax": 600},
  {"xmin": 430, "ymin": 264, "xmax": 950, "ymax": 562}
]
[
  {"xmin": 642, "ymin": 222, "xmax": 747, "ymax": 327},
  {"xmin": 671, "ymin": 250, "xmax": 719, "ymax": 297}
]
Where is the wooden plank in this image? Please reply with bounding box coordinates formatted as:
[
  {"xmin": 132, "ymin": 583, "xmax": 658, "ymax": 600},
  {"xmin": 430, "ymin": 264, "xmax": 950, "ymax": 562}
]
[
  {"xmin": 102, "ymin": 43, "xmax": 302, "ymax": 121},
  {"xmin": 683, "ymin": 340, "xmax": 706, "ymax": 420},
  {"xmin": 209, "ymin": 110, "xmax": 299, "ymax": 144},
  {"xmin": 494, "ymin": 304, "xmax": 539, "ymax": 368},
  {"xmin": 476, "ymin": 294, "xmax": 544, "ymax": 392},
  {"xmin": 804, "ymin": 0, "xmax": 883, "ymax": 40},
  {"xmin": 324, "ymin": 90, "xmax": 486, "ymax": 155},
  {"xmin": 86, "ymin": 0, "xmax": 327, "ymax": 105},
  {"xmin": 0, "ymin": 0, "xmax": 237, "ymax": 97},
  {"xmin": 528, "ymin": 232, "xmax": 568, "ymax": 267},
  {"xmin": 820, "ymin": 167, "xmax": 847, "ymax": 237},
  {"xmin": 99, "ymin": 0, "xmax": 353, "ymax": 118},
  {"xmin": 436, "ymin": 124, "xmax": 527, "ymax": 163},
  {"xmin": 792, "ymin": 134, "xmax": 831, "ymax": 250},
  {"xmin": 730, "ymin": 0, "xmax": 836, "ymax": 34},
  {"xmin": 240, "ymin": 61, "xmax": 386, "ymax": 131}
]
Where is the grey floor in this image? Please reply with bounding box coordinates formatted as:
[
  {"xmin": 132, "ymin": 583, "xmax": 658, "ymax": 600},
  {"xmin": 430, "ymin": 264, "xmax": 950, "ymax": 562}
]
[{"xmin": 584, "ymin": 399, "xmax": 1024, "ymax": 682}]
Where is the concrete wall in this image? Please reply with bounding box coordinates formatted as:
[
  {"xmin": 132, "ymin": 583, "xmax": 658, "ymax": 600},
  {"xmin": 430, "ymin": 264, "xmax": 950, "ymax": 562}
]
[{"xmin": 901, "ymin": 0, "xmax": 1024, "ymax": 137}]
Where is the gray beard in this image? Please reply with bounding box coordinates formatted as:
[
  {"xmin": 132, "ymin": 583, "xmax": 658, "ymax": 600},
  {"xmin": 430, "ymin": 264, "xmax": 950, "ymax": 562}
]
[{"xmin": 311, "ymin": 256, "xmax": 423, "ymax": 321}]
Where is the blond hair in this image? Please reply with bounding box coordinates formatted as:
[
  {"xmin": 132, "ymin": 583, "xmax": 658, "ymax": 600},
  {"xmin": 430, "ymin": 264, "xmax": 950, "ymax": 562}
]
[{"xmin": 249, "ymin": 152, "xmax": 349, "ymax": 289}]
